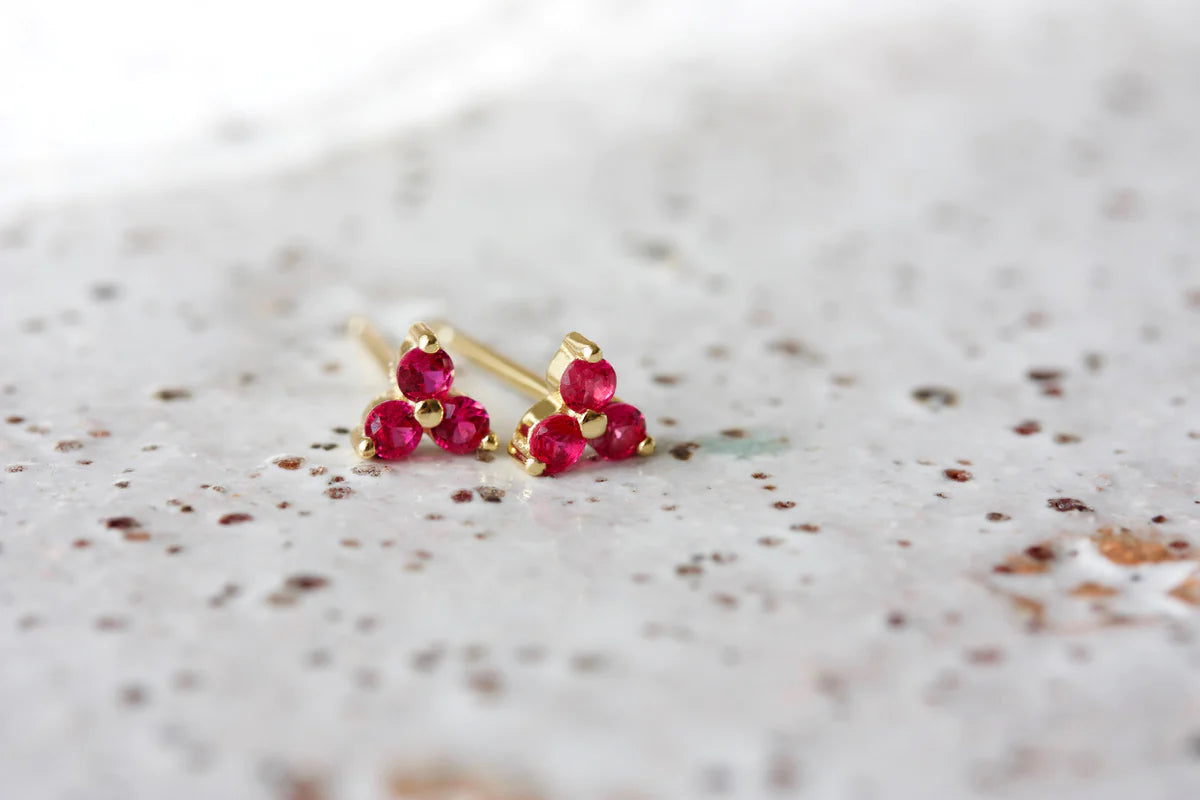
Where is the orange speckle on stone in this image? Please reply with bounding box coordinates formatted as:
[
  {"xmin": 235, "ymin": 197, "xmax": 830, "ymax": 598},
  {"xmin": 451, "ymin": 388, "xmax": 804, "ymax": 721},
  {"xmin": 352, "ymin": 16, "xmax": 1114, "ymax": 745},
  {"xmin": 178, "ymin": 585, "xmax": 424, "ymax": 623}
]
[
  {"xmin": 1012, "ymin": 595, "xmax": 1046, "ymax": 631},
  {"xmin": 1092, "ymin": 527, "xmax": 1184, "ymax": 565},
  {"xmin": 993, "ymin": 541, "xmax": 1056, "ymax": 574},
  {"xmin": 1168, "ymin": 576, "xmax": 1200, "ymax": 605},
  {"xmin": 1070, "ymin": 582, "xmax": 1119, "ymax": 598}
]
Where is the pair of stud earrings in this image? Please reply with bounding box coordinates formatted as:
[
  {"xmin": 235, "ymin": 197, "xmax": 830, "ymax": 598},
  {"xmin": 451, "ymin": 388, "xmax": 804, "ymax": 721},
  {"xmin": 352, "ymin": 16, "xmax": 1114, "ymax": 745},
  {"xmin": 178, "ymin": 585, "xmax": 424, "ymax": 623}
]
[{"xmin": 346, "ymin": 319, "xmax": 655, "ymax": 476}]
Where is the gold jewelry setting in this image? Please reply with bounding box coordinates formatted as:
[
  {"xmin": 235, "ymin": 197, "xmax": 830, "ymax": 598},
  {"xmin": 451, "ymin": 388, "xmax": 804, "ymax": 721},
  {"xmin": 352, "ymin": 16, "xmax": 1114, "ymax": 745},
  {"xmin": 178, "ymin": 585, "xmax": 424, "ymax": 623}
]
[
  {"xmin": 434, "ymin": 324, "xmax": 654, "ymax": 476},
  {"xmin": 348, "ymin": 319, "xmax": 499, "ymax": 461}
]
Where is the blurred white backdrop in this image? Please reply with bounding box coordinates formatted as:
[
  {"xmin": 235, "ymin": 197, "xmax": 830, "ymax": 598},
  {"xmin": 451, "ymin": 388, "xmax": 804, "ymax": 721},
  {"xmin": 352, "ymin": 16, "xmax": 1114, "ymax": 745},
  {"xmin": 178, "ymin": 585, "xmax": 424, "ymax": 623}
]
[{"xmin": 0, "ymin": 0, "xmax": 1036, "ymax": 206}]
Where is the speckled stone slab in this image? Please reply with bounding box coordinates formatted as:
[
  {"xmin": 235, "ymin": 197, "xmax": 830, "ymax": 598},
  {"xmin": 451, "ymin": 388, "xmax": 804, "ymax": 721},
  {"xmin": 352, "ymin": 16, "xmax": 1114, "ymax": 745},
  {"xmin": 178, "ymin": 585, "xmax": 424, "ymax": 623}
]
[{"xmin": 2, "ymin": 3, "xmax": 1200, "ymax": 799}]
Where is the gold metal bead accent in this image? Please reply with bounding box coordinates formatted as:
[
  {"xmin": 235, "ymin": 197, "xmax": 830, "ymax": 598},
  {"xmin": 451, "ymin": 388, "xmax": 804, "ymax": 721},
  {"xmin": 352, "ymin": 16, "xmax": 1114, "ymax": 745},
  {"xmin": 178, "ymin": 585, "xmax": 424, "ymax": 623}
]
[
  {"xmin": 352, "ymin": 428, "xmax": 376, "ymax": 459},
  {"xmin": 413, "ymin": 398, "xmax": 444, "ymax": 429},
  {"xmin": 637, "ymin": 436, "xmax": 656, "ymax": 457},
  {"xmin": 577, "ymin": 409, "xmax": 608, "ymax": 440}
]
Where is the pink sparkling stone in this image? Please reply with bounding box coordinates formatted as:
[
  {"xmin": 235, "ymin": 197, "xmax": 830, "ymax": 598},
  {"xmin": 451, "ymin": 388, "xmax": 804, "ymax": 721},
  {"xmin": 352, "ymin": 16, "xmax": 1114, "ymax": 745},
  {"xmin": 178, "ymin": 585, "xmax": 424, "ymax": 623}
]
[
  {"xmin": 528, "ymin": 414, "xmax": 586, "ymax": 475},
  {"xmin": 431, "ymin": 396, "xmax": 490, "ymax": 454},
  {"xmin": 559, "ymin": 358, "xmax": 616, "ymax": 412},
  {"xmin": 396, "ymin": 348, "xmax": 454, "ymax": 400},
  {"xmin": 363, "ymin": 399, "xmax": 422, "ymax": 460},
  {"xmin": 590, "ymin": 402, "xmax": 646, "ymax": 460}
]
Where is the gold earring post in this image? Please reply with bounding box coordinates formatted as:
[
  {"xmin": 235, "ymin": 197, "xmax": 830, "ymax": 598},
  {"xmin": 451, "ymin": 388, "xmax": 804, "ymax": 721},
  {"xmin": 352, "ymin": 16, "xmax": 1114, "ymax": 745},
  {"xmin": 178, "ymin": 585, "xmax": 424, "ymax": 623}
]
[
  {"xmin": 348, "ymin": 316, "xmax": 395, "ymax": 374},
  {"xmin": 433, "ymin": 321, "xmax": 550, "ymax": 399}
]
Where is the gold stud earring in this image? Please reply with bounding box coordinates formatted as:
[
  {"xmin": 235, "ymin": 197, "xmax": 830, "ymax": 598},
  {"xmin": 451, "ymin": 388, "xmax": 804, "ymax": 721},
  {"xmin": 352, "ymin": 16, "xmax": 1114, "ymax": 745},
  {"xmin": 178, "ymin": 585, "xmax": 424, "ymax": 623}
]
[
  {"xmin": 432, "ymin": 323, "xmax": 654, "ymax": 476},
  {"xmin": 347, "ymin": 318, "xmax": 499, "ymax": 460}
]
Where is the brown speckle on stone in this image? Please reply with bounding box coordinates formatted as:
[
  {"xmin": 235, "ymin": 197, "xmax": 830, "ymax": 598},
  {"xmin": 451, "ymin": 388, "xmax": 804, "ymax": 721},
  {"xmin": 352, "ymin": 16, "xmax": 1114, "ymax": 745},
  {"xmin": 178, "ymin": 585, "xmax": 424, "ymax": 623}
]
[
  {"xmin": 993, "ymin": 541, "xmax": 1056, "ymax": 574},
  {"xmin": 986, "ymin": 512, "xmax": 1011, "ymax": 522},
  {"xmin": 1054, "ymin": 433, "xmax": 1081, "ymax": 444},
  {"xmin": 943, "ymin": 468, "xmax": 972, "ymax": 482},
  {"xmin": 1024, "ymin": 544, "xmax": 1055, "ymax": 562},
  {"xmin": 105, "ymin": 516, "xmax": 139, "ymax": 530},
  {"xmin": 669, "ymin": 442, "xmax": 700, "ymax": 461},
  {"xmin": 571, "ymin": 653, "xmax": 608, "ymax": 673},
  {"xmin": 285, "ymin": 574, "xmax": 329, "ymax": 592},
  {"xmin": 325, "ymin": 486, "xmax": 353, "ymax": 499},
  {"xmin": 653, "ymin": 374, "xmax": 681, "ymax": 386},
  {"xmin": 720, "ymin": 428, "xmax": 746, "ymax": 439},
  {"xmin": 1151, "ymin": 515, "xmax": 1168, "ymax": 524},
  {"xmin": 154, "ymin": 387, "xmax": 192, "ymax": 402},
  {"xmin": 54, "ymin": 439, "xmax": 83, "ymax": 452},
  {"xmin": 119, "ymin": 685, "xmax": 148, "ymax": 708},
  {"xmin": 218, "ymin": 513, "xmax": 253, "ymax": 525},
  {"xmin": 773, "ymin": 501, "xmax": 796, "ymax": 510},
  {"xmin": 1013, "ymin": 420, "xmax": 1042, "ymax": 436},
  {"xmin": 912, "ymin": 386, "xmax": 958, "ymax": 408},
  {"xmin": 274, "ymin": 456, "xmax": 305, "ymax": 470},
  {"xmin": 965, "ymin": 647, "xmax": 1004, "ymax": 665},
  {"xmin": 451, "ymin": 489, "xmax": 474, "ymax": 503},
  {"xmin": 467, "ymin": 669, "xmax": 503, "ymax": 696},
  {"xmin": 1048, "ymin": 497, "xmax": 1093, "ymax": 512},
  {"xmin": 768, "ymin": 338, "xmax": 809, "ymax": 357},
  {"xmin": 476, "ymin": 486, "xmax": 505, "ymax": 503}
]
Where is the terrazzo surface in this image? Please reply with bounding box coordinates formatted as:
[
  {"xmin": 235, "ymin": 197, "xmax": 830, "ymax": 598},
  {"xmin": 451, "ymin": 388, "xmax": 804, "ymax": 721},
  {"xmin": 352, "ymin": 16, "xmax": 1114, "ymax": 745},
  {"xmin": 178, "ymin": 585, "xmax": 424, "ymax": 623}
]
[{"xmin": 2, "ymin": 2, "xmax": 1200, "ymax": 798}]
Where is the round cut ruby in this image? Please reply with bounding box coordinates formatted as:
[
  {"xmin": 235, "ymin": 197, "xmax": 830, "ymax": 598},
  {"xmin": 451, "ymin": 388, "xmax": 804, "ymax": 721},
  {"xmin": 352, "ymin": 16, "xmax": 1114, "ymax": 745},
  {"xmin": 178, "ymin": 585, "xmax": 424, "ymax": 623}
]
[
  {"xmin": 590, "ymin": 402, "xmax": 646, "ymax": 460},
  {"xmin": 364, "ymin": 399, "xmax": 422, "ymax": 459},
  {"xmin": 559, "ymin": 358, "xmax": 616, "ymax": 412},
  {"xmin": 528, "ymin": 414, "xmax": 586, "ymax": 475},
  {"xmin": 431, "ymin": 396, "xmax": 490, "ymax": 454},
  {"xmin": 396, "ymin": 348, "xmax": 454, "ymax": 400}
]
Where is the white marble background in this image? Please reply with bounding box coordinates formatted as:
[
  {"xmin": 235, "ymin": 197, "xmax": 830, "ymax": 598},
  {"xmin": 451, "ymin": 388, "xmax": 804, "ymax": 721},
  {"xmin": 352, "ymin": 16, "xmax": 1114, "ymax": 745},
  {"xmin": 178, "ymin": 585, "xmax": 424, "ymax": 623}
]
[{"xmin": 2, "ymin": 1, "xmax": 1200, "ymax": 798}]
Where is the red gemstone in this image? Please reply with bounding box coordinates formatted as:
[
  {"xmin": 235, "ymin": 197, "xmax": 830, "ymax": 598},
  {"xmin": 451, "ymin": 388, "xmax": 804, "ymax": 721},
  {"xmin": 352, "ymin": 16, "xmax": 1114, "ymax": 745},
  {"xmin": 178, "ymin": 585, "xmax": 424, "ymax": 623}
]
[
  {"xmin": 559, "ymin": 358, "xmax": 616, "ymax": 412},
  {"xmin": 528, "ymin": 414, "xmax": 586, "ymax": 475},
  {"xmin": 363, "ymin": 399, "xmax": 422, "ymax": 459},
  {"xmin": 590, "ymin": 402, "xmax": 646, "ymax": 460},
  {"xmin": 396, "ymin": 348, "xmax": 454, "ymax": 400},
  {"xmin": 431, "ymin": 396, "xmax": 490, "ymax": 454}
]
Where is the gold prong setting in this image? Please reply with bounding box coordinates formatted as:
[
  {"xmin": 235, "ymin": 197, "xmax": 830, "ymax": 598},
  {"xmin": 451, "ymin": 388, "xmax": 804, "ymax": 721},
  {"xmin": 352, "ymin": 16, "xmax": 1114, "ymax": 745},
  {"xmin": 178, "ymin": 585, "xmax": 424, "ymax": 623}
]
[
  {"xmin": 350, "ymin": 320, "xmax": 496, "ymax": 461},
  {"xmin": 509, "ymin": 333, "xmax": 652, "ymax": 476}
]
